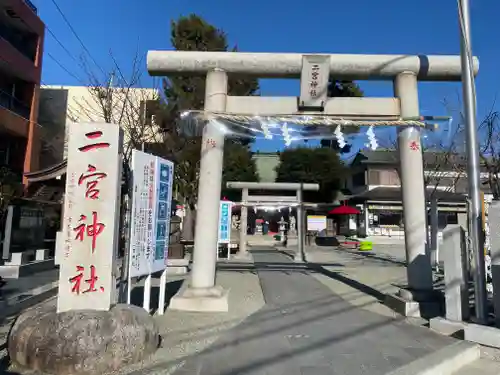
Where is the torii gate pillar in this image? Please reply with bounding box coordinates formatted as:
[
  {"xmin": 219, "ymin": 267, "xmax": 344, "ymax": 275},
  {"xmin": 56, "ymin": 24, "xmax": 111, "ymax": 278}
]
[
  {"xmin": 169, "ymin": 69, "xmax": 230, "ymax": 312},
  {"xmin": 395, "ymin": 72, "xmax": 433, "ymax": 293}
]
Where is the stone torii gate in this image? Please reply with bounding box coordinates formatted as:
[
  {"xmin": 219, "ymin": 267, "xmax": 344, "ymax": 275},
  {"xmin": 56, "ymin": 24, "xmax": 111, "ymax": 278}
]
[
  {"xmin": 226, "ymin": 181, "xmax": 320, "ymax": 263},
  {"xmin": 147, "ymin": 50, "xmax": 478, "ymax": 313}
]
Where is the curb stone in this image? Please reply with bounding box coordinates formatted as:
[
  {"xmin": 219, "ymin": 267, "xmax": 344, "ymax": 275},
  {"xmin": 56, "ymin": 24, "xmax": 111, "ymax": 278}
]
[
  {"xmin": 0, "ymin": 281, "xmax": 58, "ymax": 318},
  {"xmin": 384, "ymin": 341, "xmax": 480, "ymax": 375}
]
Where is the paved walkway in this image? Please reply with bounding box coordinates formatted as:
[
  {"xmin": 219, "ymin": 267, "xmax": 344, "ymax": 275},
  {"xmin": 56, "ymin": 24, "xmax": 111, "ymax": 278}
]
[
  {"xmin": 0, "ymin": 268, "xmax": 58, "ymax": 299},
  {"xmin": 172, "ymin": 249, "xmax": 458, "ymax": 375}
]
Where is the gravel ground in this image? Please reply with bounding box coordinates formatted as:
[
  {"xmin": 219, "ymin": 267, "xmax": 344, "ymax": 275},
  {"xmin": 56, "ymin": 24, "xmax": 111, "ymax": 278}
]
[
  {"xmin": 123, "ymin": 270, "xmax": 265, "ymax": 375},
  {"xmin": 0, "ymin": 268, "xmax": 265, "ymax": 375}
]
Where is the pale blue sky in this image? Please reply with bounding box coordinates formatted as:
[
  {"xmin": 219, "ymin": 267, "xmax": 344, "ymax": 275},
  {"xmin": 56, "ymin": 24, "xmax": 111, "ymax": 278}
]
[{"xmin": 33, "ymin": 0, "xmax": 499, "ymax": 152}]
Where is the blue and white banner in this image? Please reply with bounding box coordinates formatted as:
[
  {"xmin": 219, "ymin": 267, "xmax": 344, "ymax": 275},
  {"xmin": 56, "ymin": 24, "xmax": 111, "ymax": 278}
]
[
  {"xmin": 218, "ymin": 201, "xmax": 232, "ymax": 244},
  {"xmin": 153, "ymin": 158, "xmax": 174, "ymax": 272},
  {"xmin": 129, "ymin": 150, "xmax": 174, "ymax": 277}
]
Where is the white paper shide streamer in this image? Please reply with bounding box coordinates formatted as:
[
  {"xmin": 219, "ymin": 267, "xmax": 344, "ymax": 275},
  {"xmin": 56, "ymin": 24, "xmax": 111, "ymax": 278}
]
[
  {"xmin": 366, "ymin": 126, "xmax": 378, "ymax": 150},
  {"xmin": 334, "ymin": 126, "xmax": 346, "ymax": 149},
  {"xmin": 282, "ymin": 123, "xmax": 292, "ymax": 146}
]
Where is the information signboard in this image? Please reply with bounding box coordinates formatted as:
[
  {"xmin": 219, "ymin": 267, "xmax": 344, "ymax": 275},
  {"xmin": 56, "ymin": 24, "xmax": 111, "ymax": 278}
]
[
  {"xmin": 307, "ymin": 215, "xmax": 327, "ymax": 232},
  {"xmin": 218, "ymin": 201, "xmax": 232, "ymax": 244},
  {"xmin": 153, "ymin": 158, "xmax": 174, "ymax": 272},
  {"xmin": 129, "ymin": 150, "xmax": 174, "ymax": 277}
]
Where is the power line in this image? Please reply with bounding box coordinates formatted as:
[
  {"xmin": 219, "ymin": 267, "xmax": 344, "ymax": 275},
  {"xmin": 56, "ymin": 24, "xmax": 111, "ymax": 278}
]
[
  {"xmin": 46, "ymin": 52, "xmax": 85, "ymax": 84},
  {"xmin": 48, "ymin": 0, "xmax": 107, "ymax": 77},
  {"xmin": 45, "ymin": 26, "xmax": 81, "ymax": 67}
]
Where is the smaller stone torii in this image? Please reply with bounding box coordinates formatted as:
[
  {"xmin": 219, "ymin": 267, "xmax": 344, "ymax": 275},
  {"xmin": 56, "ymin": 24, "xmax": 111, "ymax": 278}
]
[
  {"xmin": 226, "ymin": 181, "xmax": 320, "ymax": 263},
  {"xmin": 147, "ymin": 50, "xmax": 479, "ymax": 313}
]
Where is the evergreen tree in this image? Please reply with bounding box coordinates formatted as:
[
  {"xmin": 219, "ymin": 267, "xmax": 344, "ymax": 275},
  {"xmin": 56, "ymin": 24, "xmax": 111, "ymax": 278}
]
[
  {"xmin": 157, "ymin": 14, "xmax": 259, "ymax": 239},
  {"xmin": 275, "ymin": 147, "xmax": 344, "ymax": 202}
]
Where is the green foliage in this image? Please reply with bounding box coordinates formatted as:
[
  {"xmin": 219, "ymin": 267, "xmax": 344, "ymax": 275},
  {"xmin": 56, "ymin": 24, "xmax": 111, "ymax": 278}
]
[
  {"xmin": 320, "ymin": 80, "xmax": 364, "ymax": 151},
  {"xmin": 275, "ymin": 147, "xmax": 344, "ymax": 202},
  {"xmin": 222, "ymin": 143, "xmax": 259, "ymax": 201},
  {"xmin": 155, "ymin": 14, "xmax": 260, "ymax": 208},
  {"xmin": 328, "ymin": 80, "xmax": 364, "ymax": 98},
  {"xmin": 161, "ymin": 14, "xmax": 259, "ymax": 118}
]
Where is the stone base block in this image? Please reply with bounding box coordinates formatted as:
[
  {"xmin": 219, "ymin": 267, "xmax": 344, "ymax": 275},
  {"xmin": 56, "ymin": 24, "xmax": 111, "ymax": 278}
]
[
  {"xmin": 293, "ymin": 252, "xmax": 306, "ymax": 263},
  {"xmin": 8, "ymin": 304, "xmax": 159, "ymax": 375},
  {"xmin": 384, "ymin": 289, "xmax": 443, "ymax": 318},
  {"xmin": 35, "ymin": 249, "xmax": 50, "ymax": 261},
  {"xmin": 169, "ymin": 285, "xmax": 229, "ymax": 312},
  {"xmin": 232, "ymin": 251, "xmax": 253, "ymax": 262},
  {"xmin": 5, "ymin": 250, "xmax": 35, "ymax": 266},
  {"xmin": 385, "ymin": 293, "xmax": 421, "ymax": 317},
  {"xmin": 429, "ymin": 317, "xmax": 465, "ymax": 336},
  {"xmin": 0, "ymin": 259, "xmax": 55, "ymax": 279},
  {"xmin": 464, "ymin": 323, "xmax": 500, "ymax": 348},
  {"xmin": 166, "ymin": 266, "xmax": 189, "ymax": 275},
  {"xmin": 166, "ymin": 257, "xmax": 190, "ymax": 275}
]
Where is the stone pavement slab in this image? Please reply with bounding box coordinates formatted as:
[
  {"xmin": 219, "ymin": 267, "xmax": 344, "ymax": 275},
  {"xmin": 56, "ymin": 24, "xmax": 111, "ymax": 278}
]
[
  {"xmin": 453, "ymin": 358, "xmax": 500, "ymax": 374},
  {"xmin": 303, "ymin": 246, "xmax": 407, "ymax": 317},
  {"xmin": 171, "ymin": 249, "xmax": 459, "ymax": 375},
  {"xmin": 0, "ymin": 268, "xmax": 59, "ymax": 320},
  {"xmin": 0, "ymin": 268, "xmax": 58, "ymax": 300}
]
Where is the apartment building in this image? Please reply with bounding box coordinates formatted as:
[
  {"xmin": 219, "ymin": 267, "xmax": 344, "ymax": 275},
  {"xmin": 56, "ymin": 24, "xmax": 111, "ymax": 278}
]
[
  {"xmin": 37, "ymin": 85, "xmax": 159, "ymax": 167},
  {"xmin": 0, "ymin": 0, "xmax": 44, "ymax": 181}
]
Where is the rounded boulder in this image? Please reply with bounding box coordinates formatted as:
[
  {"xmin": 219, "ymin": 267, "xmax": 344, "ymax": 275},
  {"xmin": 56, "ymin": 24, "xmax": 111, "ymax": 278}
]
[{"xmin": 8, "ymin": 303, "xmax": 159, "ymax": 375}]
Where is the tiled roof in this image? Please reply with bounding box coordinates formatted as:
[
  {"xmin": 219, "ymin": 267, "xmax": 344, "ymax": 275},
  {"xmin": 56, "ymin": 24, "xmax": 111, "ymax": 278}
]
[
  {"xmin": 354, "ymin": 149, "xmax": 470, "ymax": 169},
  {"xmin": 352, "ymin": 186, "xmax": 467, "ymax": 202},
  {"xmin": 24, "ymin": 160, "xmax": 67, "ymax": 182}
]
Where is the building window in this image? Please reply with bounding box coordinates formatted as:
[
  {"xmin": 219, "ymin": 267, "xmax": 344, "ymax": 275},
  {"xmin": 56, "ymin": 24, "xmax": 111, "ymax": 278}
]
[
  {"xmin": 368, "ymin": 170, "xmax": 380, "ymax": 185},
  {"xmin": 0, "ymin": 22, "xmax": 38, "ymax": 62},
  {"xmin": 377, "ymin": 211, "xmax": 403, "ymax": 227},
  {"xmin": 352, "ymin": 172, "xmax": 365, "ymax": 187}
]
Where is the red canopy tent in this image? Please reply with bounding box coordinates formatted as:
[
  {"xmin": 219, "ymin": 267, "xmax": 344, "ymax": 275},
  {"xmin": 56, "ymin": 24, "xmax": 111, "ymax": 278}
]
[{"xmin": 328, "ymin": 205, "xmax": 360, "ymax": 215}]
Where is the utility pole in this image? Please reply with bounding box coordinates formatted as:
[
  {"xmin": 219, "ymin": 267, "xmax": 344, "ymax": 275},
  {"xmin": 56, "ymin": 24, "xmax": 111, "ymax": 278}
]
[{"xmin": 458, "ymin": 0, "xmax": 488, "ymax": 323}]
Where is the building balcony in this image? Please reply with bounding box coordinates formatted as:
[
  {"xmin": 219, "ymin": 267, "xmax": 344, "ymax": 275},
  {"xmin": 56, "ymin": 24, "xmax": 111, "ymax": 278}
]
[
  {"xmin": 0, "ymin": 22, "xmax": 37, "ymax": 62},
  {"xmin": 0, "ymin": 90, "xmax": 30, "ymax": 119},
  {"xmin": 0, "ymin": 38, "xmax": 39, "ymax": 83},
  {"xmin": 0, "ymin": 90, "xmax": 30, "ymax": 137},
  {"xmin": 0, "ymin": 0, "xmax": 43, "ymax": 34}
]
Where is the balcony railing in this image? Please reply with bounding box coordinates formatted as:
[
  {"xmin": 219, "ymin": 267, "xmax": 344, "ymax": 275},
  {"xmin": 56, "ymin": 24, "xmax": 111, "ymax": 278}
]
[
  {"xmin": 0, "ymin": 89, "xmax": 31, "ymax": 120},
  {"xmin": 0, "ymin": 23, "xmax": 37, "ymax": 62},
  {"xmin": 24, "ymin": 0, "xmax": 37, "ymax": 14}
]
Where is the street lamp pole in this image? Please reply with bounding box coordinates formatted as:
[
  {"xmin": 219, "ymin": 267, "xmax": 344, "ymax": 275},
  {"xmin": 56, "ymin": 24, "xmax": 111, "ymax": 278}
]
[{"xmin": 458, "ymin": 0, "xmax": 488, "ymax": 323}]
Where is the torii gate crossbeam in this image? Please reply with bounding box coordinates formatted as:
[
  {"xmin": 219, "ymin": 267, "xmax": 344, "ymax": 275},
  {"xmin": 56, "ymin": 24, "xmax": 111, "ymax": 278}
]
[{"xmin": 147, "ymin": 50, "xmax": 478, "ymax": 315}]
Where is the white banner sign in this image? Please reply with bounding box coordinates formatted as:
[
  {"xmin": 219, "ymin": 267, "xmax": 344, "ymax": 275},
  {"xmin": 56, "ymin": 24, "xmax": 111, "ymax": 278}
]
[
  {"xmin": 57, "ymin": 123, "xmax": 123, "ymax": 313},
  {"xmin": 129, "ymin": 150, "xmax": 174, "ymax": 277}
]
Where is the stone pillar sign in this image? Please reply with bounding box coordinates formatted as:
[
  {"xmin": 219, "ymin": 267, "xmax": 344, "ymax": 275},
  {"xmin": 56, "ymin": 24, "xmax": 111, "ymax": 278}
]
[
  {"xmin": 57, "ymin": 122, "xmax": 123, "ymax": 313},
  {"xmin": 442, "ymin": 225, "xmax": 470, "ymax": 322}
]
